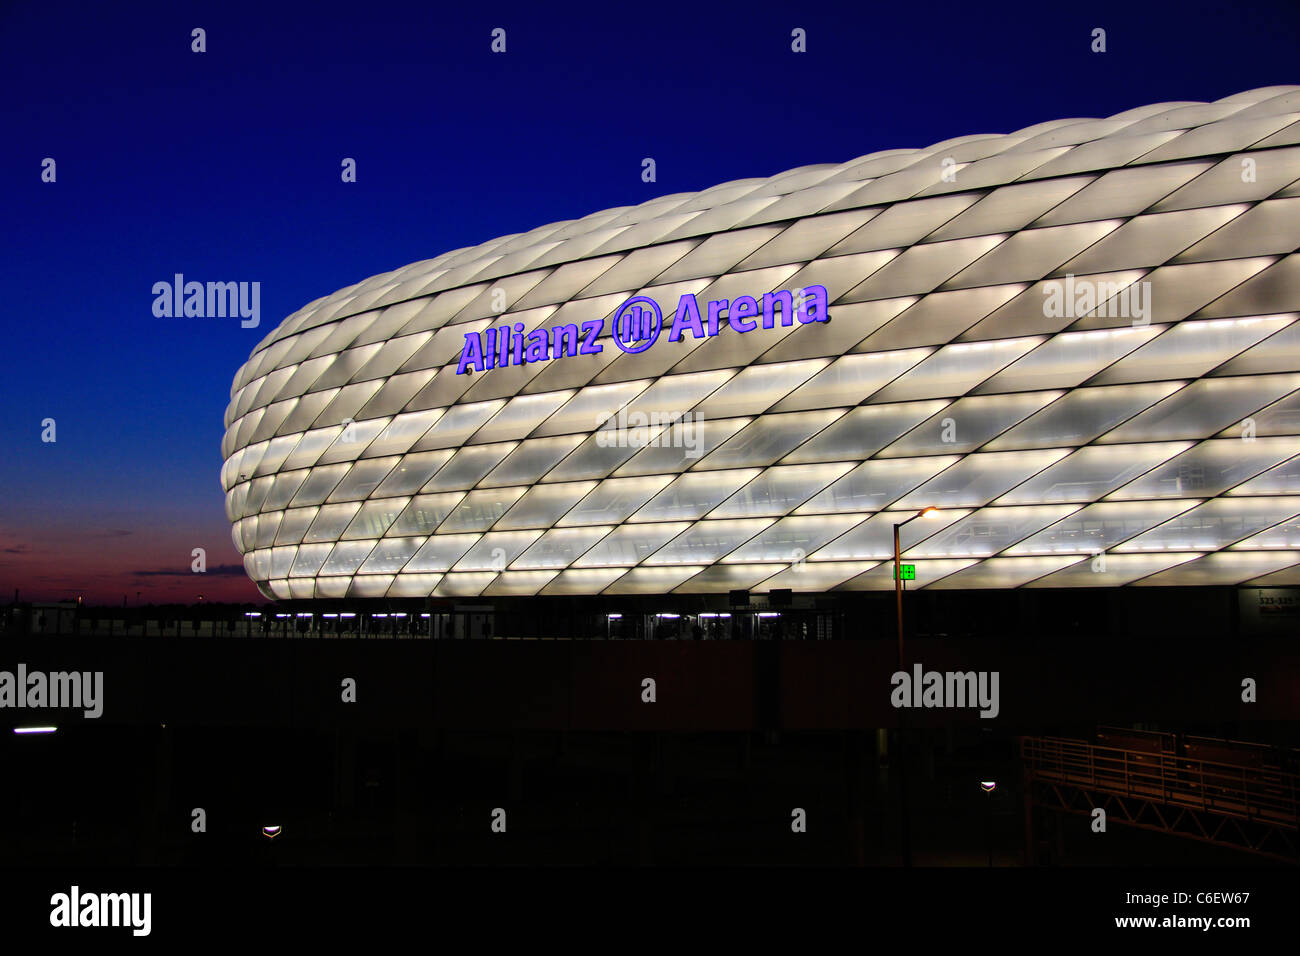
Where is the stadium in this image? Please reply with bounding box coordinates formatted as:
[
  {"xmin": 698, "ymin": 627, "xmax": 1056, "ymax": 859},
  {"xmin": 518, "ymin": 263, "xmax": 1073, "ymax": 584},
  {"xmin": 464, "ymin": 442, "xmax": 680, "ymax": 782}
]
[{"xmin": 221, "ymin": 85, "xmax": 1300, "ymax": 638}]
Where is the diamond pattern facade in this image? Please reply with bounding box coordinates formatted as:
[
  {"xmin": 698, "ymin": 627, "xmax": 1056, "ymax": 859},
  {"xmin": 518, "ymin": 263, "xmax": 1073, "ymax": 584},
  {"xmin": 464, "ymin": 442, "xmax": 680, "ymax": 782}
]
[{"xmin": 222, "ymin": 86, "xmax": 1300, "ymax": 601}]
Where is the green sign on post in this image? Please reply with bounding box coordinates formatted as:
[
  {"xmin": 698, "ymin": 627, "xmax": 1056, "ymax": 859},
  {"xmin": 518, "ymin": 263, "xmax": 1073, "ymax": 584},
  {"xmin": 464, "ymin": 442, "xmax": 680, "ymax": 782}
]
[{"xmin": 896, "ymin": 563, "xmax": 916, "ymax": 581}]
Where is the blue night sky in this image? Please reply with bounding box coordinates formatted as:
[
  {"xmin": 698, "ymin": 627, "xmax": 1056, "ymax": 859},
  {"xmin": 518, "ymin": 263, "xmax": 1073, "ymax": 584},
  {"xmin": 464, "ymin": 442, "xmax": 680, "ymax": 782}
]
[{"xmin": 2, "ymin": 0, "xmax": 1297, "ymax": 603}]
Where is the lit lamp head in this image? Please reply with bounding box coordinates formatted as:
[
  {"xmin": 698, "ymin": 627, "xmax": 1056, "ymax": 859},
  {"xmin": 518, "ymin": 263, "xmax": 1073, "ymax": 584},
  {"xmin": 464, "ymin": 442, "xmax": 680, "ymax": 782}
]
[
  {"xmin": 980, "ymin": 781, "xmax": 997, "ymax": 793},
  {"xmin": 261, "ymin": 825, "xmax": 282, "ymax": 839},
  {"xmin": 918, "ymin": 507, "xmax": 941, "ymax": 519}
]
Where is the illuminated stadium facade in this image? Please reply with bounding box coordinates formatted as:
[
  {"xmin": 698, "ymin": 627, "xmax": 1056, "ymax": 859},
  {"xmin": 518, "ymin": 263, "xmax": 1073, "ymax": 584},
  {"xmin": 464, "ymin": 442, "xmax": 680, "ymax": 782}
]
[{"xmin": 223, "ymin": 86, "xmax": 1300, "ymax": 611}]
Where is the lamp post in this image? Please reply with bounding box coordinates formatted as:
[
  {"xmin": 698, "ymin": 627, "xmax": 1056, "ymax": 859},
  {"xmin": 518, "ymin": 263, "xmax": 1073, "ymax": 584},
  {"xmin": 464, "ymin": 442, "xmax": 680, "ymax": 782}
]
[
  {"xmin": 892, "ymin": 506, "xmax": 940, "ymax": 867},
  {"xmin": 981, "ymin": 781, "xmax": 997, "ymax": 867}
]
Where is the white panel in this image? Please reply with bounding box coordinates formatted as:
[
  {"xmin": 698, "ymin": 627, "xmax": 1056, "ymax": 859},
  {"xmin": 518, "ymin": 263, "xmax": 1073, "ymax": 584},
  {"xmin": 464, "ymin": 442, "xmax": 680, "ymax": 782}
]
[
  {"xmin": 985, "ymin": 383, "xmax": 1183, "ymax": 451},
  {"xmin": 496, "ymin": 481, "xmax": 597, "ymax": 529},
  {"xmin": 358, "ymin": 537, "xmax": 424, "ymax": 574},
  {"xmin": 387, "ymin": 573, "xmax": 444, "ymax": 597},
  {"xmin": 325, "ymin": 457, "xmax": 401, "ymax": 502},
  {"xmin": 273, "ymin": 507, "xmax": 318, "ymax": 546},
  {"xmin": 436, "ymin": 487, "xmax": 528, "ymax": 532},
  {"xmin": 1135, "ymin": 551, "xmax": 1300, "ymax": 586},
  {"xmin": 373, "ymin": 450, "xmax": 457, "ymax": 496},
  {"xmin": 693, "ymin": 361, "xmax": 829, "ymax": 419},
  {"xmin": 927, "ymin": 555, "xmax": 1084, "ymax": 588},
  {"xmin": 287, "ymin": 543, "xmax": 329, "ymax": 577},
  {"xmin": 480, "ymin": 434, "xmax": 587, "ymax": 487},
  {"xmin": 1107, "ymin": 437, "xmax": 1300, "ymax": 499},
  {"xmin": 1091, "ymin": 318, "xmax": 1292, "ymax": 384},
  {"xmin": 609, "ymin": 417, "xmax": 751, "ymax": 477},
  {"xmin": 838, "ymin": 558, "xmax": 977, "ymax": 590},
  {"xmin": 387, "ymin": 492, "xmax": 466, "ymax": 535},
  {"xmin": 909, "ymin": 505, "xmax": 1081, "ymax": 557},
  {"xmin": 1225, "ymin": 455, "xmax": 1300, "ymax": 496},
  {"xmin": 1098, "ymin": 375, "xmax": 1300, "ymax": 443},
  {"xmin": 484, "ymin": 571, "xmax": 560, "ymax": 596},
  {"xmin": 319, "ymin": 540, "xmax": 378, "ymax": 576},
  {"xmin": 771, "ymin": 349, "xmax": 932, "ymax": 411},
  {"xmin": 722, "ymin": 513, "xmax": 867, "ymax": 563},
  {"xmin": 411, "ymin": 401, "xmax": 505, "ymax": 450},
  {"xmin": 796, "ymin": 456, "xmax": 960, "ymax": 515},
  {"xmin": 753, "ymin": 561, "xmax": 875, "ymax": 592},
  {"xmin": 643, "ymin": 519, "xmax": 773, "ymax": 565},
  {"xmin": 809, "ymin": 509, "xmax": 970, "ymax": 560},
  {"xmin": 782, "ymin": 401, "xmax": 949, "ymax": 463},
  {"xmin": 471, "ymin": 392, "xmax": 576, "ymax": 444},
  {"xmin": 363, "ymin": 409, "xmax": 445, "ymax": 458},
  {"xmin": 540, "ymin": 567, "xmax": 629, "ymax": 594},
  {"xmin": 341, "ymin": 497, "xmax": 409, "ymax": 540},
  {"xmin": 709, "ymin": 463, "xmax": 855, "ymax": 518},
  {"xmin": 878, "ymin": 392, "xmax": 1061, "ymax": 456},
  {"xmin": 1026, "ymin": 552, "xmax": 1200, "ymax": 587},
  {"xmin": 533, "ymin": 380, "xmax": 651, "ymax": 437},
  {"xmin": 632, "ymin": 470, "xmax": 762, "ymax": 522},
  {"xmin": 893, "ymin": 449, "xmax": 1070, "ymax": 509},
  {"xmin": 604, "ymin": 566, "xmax": 706, "ymax": 594},
  {"xmin": 434, "ymin": 573, "xmax": 501, "ymax": 596},
  {"xmin": 1117, "ymin": 497, "xmax": 1300, "ymax": 552},
  {"xmin": 452, "ymin": 531, "xmax": 545, "ymax": 571},
  {"xmin": 997, "ymin": 443, "xmax": 1190, "ymax": 504},
  {"xmin": 976, "ymin": 326, "xmax": 1164, "ymax": 393},
  {"xmin": 404, "ymin": 533, "xmax": 481, "ymax": 572},
  {"xmin": 869, "ymin": 338, "xmax": 1041, "ymax": 402},
  {"xmin": 513, "ymin": 527, "xmax": 614, "ymax": 569},
  {"xmin": 574, "ymin": 522, "xmax": 692, "ymax": 567},
  {"xmin": 695, "ymin": 410, "xmax": 845, "ymax": 469},
  {"xmin": 1005, "ymin": 500, "xmax": 1199, "ymax": 554},
  {"xmin": 674, "ymin": 564, "xmax": 790, "ymax": 594},
  {"xmin": 557, "ymin": 475, "xmax": 675, "ymax": 526},
  {"xmin": 1232, "ymin": 513, "xmax": 1300, "ymax": 549}
]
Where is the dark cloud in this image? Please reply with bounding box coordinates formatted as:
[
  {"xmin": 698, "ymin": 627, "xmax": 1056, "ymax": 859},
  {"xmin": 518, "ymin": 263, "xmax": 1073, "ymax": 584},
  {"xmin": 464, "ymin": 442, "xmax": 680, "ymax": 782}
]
[{"xmin": 132, "ymin": 564, "xmax": 246, "ymax": 578}]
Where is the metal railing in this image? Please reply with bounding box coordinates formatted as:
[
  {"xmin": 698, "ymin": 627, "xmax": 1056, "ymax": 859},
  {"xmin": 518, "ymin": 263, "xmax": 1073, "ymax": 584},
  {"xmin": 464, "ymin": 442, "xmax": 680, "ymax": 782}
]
[{"xmin": 1022, "ymin": 735, "xmax": 1299, "ymax": 828}]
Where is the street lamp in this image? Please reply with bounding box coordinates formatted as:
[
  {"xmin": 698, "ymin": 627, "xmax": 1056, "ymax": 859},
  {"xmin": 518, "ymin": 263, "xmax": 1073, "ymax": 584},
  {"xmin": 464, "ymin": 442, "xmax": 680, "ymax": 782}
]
[
  {"xmin": 892, "ymin": 506, "xmax": 940, "ymax": 867},
  {"xmin": 893, "ymin": 506, "xmax": 940, "ymax": 672}
]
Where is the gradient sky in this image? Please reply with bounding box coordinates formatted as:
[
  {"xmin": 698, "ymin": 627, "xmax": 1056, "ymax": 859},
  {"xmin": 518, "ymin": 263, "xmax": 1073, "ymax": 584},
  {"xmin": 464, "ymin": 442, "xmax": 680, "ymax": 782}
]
[{"xmin": 3, "ymin": 0, "xmax": 1298, "ymax": 604}]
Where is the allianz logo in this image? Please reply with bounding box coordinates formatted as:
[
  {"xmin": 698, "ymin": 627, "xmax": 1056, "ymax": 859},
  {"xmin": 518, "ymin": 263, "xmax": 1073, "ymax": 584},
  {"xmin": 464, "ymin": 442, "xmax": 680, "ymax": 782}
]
[{"xmin": 457, "ymin": 284, "xmax": 830, "ymax": 374}]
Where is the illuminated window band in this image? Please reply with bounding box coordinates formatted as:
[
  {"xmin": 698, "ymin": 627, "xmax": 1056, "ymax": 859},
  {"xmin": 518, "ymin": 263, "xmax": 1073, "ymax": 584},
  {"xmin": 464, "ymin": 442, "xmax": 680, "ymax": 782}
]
[{"xmin": 456, "ymin": 285, "xmax": 830, "ymax": 374}]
